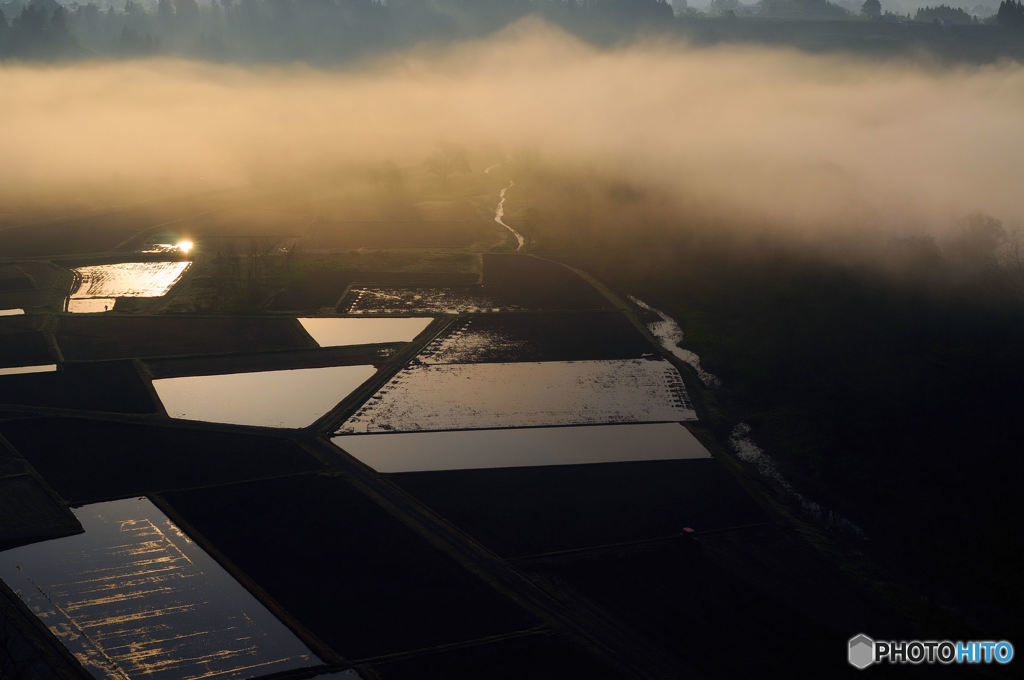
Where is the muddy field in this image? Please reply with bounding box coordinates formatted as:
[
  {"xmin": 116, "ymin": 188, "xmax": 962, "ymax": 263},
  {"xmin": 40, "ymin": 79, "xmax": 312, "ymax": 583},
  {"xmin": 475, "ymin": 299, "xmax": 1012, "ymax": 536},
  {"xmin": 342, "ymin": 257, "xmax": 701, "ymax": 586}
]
[
  {"xmin": 55, "ymin": 316, "xmax": 316, "ymax": 360},
  {"xmin": 266, "ymin": 251, "xmax": 481, "ymax": 311},
  {"xmin": 0, "ymin": 262, "xmax": 75, "ymax": 312},
  {"xmin": 389, "ymin": 459, "xmax": 765, "ymax": 558},
  {"xmin": 340, "ymin": 255, "xmax": 611, "ymax": 314},
  {"xmin": 0, "ymin": 319, "xmax": 57, "ymax": 368},
  {"xmin": 415, "ymin": 311, "xmax": 655, "ymax": 364},
  {"xmin": 0, "ymin": 475, "xmax": 81, "ymax": 550},
  {"xmin": 0, "ymin": 361, "xmax": 157, "ymax": 413},
  {"xmin": 0, "ymin": 417, "xmax": 324, "ymax": 503},
  {"xmin": 143, "ymin": 343, "xmax": 399, "ymax": 379},
  {"xmin": 162, "ymin": 473, "xmax": 537, "ymax": 660},
  {"xmin": 533, "ymin": 539, "xmax": 859, "ymax": 679},
  {"xmin": 338, "ymin": 285, "xmax": 509, "ymax": 315},
  {"xmin": 372, "ymin": 633, "xmax": 619, "ymax": 680}
]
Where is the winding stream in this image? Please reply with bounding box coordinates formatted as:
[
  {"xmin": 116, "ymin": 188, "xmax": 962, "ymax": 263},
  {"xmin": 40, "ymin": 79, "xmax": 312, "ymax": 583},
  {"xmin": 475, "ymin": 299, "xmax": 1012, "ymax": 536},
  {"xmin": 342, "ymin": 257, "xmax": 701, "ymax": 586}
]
[{"xmin": 494, "ymin": 181, "xmax": 525, "ymax": 252}]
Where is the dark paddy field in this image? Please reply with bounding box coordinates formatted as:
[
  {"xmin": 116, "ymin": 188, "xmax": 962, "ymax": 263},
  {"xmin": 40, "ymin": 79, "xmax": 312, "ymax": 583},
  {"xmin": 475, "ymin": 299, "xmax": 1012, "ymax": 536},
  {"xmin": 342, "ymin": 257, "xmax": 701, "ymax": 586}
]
[
  {"xmin": 268, "ymin": 270, "xmax": 478, "ymax": 311},
  {"xmin": 481, "ymin": 255, "xmax": 611, "ymax": 311},
  {"xmin": 144, "ymin": 343, "xmax": 400, "ymax": 378},
  {"xmin": 0, "ymin": 475, "xmax": 82, "ymax": 550},
  {"xmin": 301, "ymin": 213, "xmax": 497, "ymax": 251},
  {"xmin": 389, "ymin": 459, "xmax": 766, "ymax": 558},
  {"xmin": 0, "ymin": 267, "xmax": 34, "ymax": 294},
  {"xmin": 55, "ymin": 315, "xmax": 316, "ymax": 360},
  {"xmin": 0, "ymin": 417, "xmax": 324, "ymax": 504},
  {"xmin": 340, "ymin": 255, "xmax": 612, "ymax": 314},
  {"xmin": 0, "ymin": 361, "xmax": 156, "ymax": 413},
  {"xmin": 162, "ymin": 473, "xmax": 538, "ymax": 660},
  {"xmin": 530, "ymin": 539, "xmax": 862, "ymax": 680},
  {"xmin": 370, "ymin": 632, "xmax": 620, "ymax": 680},
  {"xmin": 0, "ymin": 327, "xmax": 57, "ymax": 369},
  {"xmin": 0, "ymin": 262, "xmax": 76, "ymax": 312},
  {"xmin": 0, "ymin": 216, "xmax": 156, "ymax": 259}
]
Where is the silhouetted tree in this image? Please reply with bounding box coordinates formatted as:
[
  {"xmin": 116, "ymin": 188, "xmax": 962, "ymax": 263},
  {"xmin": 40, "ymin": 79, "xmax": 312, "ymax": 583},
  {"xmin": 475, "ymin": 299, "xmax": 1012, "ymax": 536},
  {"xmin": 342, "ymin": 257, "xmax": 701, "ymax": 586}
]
[
  {"xmin": 914, "ymin": 3, "xmax": 974, "ymax": 23},
  {"xmin": 996, "ymin": 0, "xmax": 1024, "ymax": 26},
  {"xmin": 862, "ymin": 0, "xmax": 882, "ymax": 17}
]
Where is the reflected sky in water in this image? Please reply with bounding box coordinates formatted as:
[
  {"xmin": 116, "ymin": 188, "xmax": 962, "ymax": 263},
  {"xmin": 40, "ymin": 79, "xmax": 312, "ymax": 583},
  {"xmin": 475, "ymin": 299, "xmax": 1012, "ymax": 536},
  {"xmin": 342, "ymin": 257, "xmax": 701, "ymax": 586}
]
[
  {"xmin": 154, "ymin": 365, "xmax": 377, "ymax": 428},
  {"xmin": 0, "ymin": 363, "xmax": 57, "ymax": 376},
  {"xmin": 334, "ymin": 423, "xmax": 710, "ymax": 473},
  {"xmin": 297, "ymin": 317, "xmax": 432, "ymax": 347},
  {"xmin": 0, "ymin": 497, "xmax": 317, "ymax": 680}
]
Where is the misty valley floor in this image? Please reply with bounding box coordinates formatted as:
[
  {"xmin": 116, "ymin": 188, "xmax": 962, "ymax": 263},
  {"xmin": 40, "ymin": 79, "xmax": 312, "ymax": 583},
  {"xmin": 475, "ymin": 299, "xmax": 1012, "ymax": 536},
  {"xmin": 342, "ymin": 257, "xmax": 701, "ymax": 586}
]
[{"xmin": 0, "ymin": 181, "xmax": 991, "ymax": 680}]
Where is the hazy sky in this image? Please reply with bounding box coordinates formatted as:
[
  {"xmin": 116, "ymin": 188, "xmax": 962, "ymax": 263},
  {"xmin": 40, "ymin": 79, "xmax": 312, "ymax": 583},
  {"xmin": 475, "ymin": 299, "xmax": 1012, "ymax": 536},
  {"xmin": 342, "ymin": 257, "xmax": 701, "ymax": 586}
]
[{"xmin": 2, "ymin": 20, "xmax": 1021, "ymax": 236}]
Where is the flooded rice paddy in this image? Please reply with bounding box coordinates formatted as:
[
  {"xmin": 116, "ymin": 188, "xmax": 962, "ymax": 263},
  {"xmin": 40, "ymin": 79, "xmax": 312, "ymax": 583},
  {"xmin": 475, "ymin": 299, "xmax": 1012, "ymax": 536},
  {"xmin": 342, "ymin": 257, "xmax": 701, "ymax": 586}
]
[
  {"xmin": 415, "ymin": 312, "xmax": 653, "ymax": 364},
  {"xmin": 339, "ymin": 287, "xmax": 515, "ymax": 315},
  {"xmin": 338, "ymin": 359, "xmax": 695, "ymax": 434},
  {"xmin": 67, "ymin": 262, "xmax": 191, "ymax": 313},
  {"xmin": 153, "ymin": 365, "xmax": 376, "ymax": 428},
  {"xmin": 0, "ymin": 497, "xmax": 316, "ymax": 680},
  {"xmin": 68, "ymin": 298, "xmax": 117, "ymax": 313},
  {"xmin": 333, "ymin": 423, "xmax": 710, "ymax": 473},
  {"xmin": 297, "ymin": 317, "xmax": 432, "ymax": 347},
  {"xmin": 0, "ymin": 363, "xmax": 58, "ymax": 376}
]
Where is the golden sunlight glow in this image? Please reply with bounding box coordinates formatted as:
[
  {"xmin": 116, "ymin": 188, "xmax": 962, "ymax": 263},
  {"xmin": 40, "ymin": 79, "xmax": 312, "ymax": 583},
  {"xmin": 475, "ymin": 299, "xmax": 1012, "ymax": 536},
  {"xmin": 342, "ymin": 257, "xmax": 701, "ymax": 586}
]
[{"xmin": 175, "ymin": 240, "xmax": 194, "ymax": 254}]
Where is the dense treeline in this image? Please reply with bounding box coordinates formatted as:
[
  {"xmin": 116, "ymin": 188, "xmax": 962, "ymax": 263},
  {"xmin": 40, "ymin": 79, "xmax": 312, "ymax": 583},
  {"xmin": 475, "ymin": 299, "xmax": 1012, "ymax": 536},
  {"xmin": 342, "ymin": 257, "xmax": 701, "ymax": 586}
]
[
  {"xmin": 1, "ymin": 0, "xmax": 1020, "ymax": 63},
  {"xmin": 0, "ymin": 0, "xmax": 674, "ymax": 61},
  {"xmin": 997, "ymin": 0, "xmax": 1024, "ymax": 25}
]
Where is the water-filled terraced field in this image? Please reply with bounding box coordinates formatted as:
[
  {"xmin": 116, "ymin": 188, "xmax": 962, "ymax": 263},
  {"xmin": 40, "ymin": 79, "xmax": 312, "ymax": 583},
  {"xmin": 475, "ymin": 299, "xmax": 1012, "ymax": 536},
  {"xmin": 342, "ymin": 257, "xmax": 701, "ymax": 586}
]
[
  {"xmin": 0, "ymin": 497, "xmax": 318, "ymax": 680},
  {"xmin": 67, "ymin": 262, "xmax": 191, "ymax": 313},
  {"xmin": 338, "ymin": 359, "xmax": 695, "ymax": 434},
  {"xmin": 154, "ymin": 364, "xmax": 377, "ymax": 428},
  {"xmin": 340, "ymin": 286, "xmax": 513, "ymax": 315},
  {"xmin": 298, "ymin": 316, "xmax": 432, "ymax": 346},
  {"xmin": 334, "ymin": 423, "xmax": 709, "ymax": 472}
]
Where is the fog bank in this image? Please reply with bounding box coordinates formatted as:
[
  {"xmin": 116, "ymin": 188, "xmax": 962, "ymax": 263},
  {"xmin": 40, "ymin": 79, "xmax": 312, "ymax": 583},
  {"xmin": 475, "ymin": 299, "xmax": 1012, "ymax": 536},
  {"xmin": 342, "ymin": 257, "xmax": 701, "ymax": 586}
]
[{"xmin": 2, "ymin": 21, "xmax": 1022, "ymax": 236}]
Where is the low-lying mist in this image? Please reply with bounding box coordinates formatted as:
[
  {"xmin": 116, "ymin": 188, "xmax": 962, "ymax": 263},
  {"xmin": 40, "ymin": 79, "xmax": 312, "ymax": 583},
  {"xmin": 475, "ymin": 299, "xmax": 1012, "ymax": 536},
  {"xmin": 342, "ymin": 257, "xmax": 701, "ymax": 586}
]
[{"xmin": 3, "ymin": 20, "xmax": 1023, "ymax": 244}]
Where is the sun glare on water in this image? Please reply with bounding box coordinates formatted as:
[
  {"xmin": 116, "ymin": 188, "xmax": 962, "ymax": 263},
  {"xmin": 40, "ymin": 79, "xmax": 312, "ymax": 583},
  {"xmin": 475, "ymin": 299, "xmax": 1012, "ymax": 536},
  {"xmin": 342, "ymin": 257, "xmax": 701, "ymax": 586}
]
[{"xmin": 176, "ymin": 240, "xmax": 194, "ymax": 254}]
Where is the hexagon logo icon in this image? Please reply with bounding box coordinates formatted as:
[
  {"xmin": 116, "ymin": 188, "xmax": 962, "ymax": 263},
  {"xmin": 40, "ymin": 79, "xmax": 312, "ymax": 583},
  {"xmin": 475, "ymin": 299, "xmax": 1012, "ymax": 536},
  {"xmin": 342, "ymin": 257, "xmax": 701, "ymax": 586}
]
[{"xmin": 848, "ymin": 634, "xmax": 875, "ymax": 670}]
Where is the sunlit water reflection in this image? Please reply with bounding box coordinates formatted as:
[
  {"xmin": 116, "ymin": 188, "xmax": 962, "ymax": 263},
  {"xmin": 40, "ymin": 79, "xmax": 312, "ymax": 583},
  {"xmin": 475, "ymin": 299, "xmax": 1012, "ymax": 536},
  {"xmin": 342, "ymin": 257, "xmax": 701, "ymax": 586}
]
[
  {"xmin": 66, "ymin": 262, "xmax": 191, "ymax": 313},
  {"xmin": 0, "ymin": 497, "xmax": 317, "ymax": 680},
  {"xmin": 297, "ymin": 317, "xmax": 432, "ymax": 347},
  {"xmin": 154, "ymin": 365, "xmax": 377, "ymax": 428}
]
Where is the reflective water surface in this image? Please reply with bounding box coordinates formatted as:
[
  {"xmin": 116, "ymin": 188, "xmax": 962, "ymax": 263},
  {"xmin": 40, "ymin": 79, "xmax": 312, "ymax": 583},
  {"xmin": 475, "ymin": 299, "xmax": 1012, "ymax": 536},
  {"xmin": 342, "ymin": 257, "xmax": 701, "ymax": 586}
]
[
  {"xmin": 154, "ymin": 365, "xmax": 377, "ymax": 428},
  {"xmin": 339, "ymin": 359, "xmax": 695, "ymax": 434},
  {"xmin": 341, "ymin": 287, "xmax": 513, "ymax": 315},
  {"xmin": 0, "ymin": 497, "xmax": 317, "ymax": 680},
  {"xmin": 297, "ymin": 317, "xmax": 432, "ymax": 347},
  {"xmin": 67, "ymin": 262, "xmax": 191, "ymax": 313},
  {"xmin": 334, "ymin": 423, "xmax": 711, "ymax": 473},
  {"xmin": 67, "ymin": 298, "xmax": 117, "ymax": 313},
  {"xmin": 0, "ymin": 363, "xmax": 57, "ymax": 376}
]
